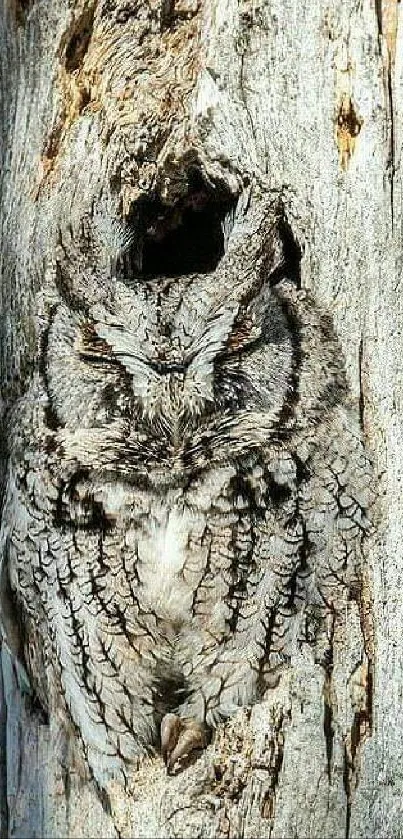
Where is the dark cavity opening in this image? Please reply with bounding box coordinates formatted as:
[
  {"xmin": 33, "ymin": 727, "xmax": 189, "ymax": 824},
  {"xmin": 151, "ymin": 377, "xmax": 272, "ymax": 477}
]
[
  {"xmin": 64, "ymin": 7, "xmax": 95, "ymax": 73},
  {"xmin": 120, "ymin": 170, "xmax": 236, "ymax": 280},
  {"xmin": 160, "ymin": 0, "xmax": 198, "ymax": 32},
  {"xmin": 269, "ymin": 214, "xmax": 302, "ymax": 289},
  {"xmin": 13, "ymin": 0, "xmax": 34, "ymax": 26}
]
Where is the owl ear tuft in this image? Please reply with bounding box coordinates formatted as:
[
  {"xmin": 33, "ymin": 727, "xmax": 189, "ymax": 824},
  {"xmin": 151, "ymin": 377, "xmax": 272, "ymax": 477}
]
[{"xmin": 220, "ymin": 197, "xmax": 302, "ymax": 295}]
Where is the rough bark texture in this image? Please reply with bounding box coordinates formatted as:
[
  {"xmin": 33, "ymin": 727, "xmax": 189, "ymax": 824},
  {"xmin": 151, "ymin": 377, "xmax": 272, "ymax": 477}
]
[{"xmin": 0, "ymin": 0, "xmax": 401, "ymax": 836}]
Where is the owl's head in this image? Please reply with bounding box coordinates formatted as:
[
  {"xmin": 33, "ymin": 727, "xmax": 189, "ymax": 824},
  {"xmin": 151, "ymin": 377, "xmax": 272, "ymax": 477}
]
[
  {"xmin": 44, "ymin": 180, "xmax": 346, "ymax": 488},
  {"xmin": 45, "ymin": 185, "xmax": 314, "ymax": 481}
]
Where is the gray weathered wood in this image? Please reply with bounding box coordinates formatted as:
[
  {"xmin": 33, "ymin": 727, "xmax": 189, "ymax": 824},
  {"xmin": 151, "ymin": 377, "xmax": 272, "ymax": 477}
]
[{"xmin": 0, "ymin": 0, "xmax": 401, "ymax": 836}]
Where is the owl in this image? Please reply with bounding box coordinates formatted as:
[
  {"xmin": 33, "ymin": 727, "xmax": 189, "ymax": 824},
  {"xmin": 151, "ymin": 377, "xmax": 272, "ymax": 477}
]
[{"xmin": 0, "ymin": 194, "xmax": 370, "ymax": 789}]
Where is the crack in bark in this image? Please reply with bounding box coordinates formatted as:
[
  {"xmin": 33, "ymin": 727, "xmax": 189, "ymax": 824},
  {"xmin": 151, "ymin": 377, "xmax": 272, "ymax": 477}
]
[
  {"xmin": 376, "ymin": 0, "xmax": 398, "ymax": 228},
  {"xmin": 39, "ymin": 5, "xmax": 97, "ymax": 189},
  {"xmin": 161, "ymin": 0, "xmax": 199, "ymax": 31},
  {"xmin": 0, "ymin": 659, "xmax": 9, "ymax": 839},
  {"xmin": 323, "ymin": 625, "xmax": 336, "ymax": 784},
  {"xmin": 358, "ymin": 336, "xmax": 365, "ymax": 434},
  {"xmin": 8, "ymin": 0, "xmax": 34, "ymax": 26},
  {"xmin": 62, "ymin": 6, "xmax": 96, "ymax": 72},
  {"xmin": 343, "ymin": 658, "xmax": 373, "ymax": 839},
  {"xmin": 259, "ymin": 709, "xmax": 288, "ymax": 824}
]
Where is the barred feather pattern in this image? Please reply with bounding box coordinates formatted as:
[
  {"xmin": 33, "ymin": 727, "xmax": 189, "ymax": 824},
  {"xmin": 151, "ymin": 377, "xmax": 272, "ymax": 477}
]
[{"xmin": 0, "ymin": 200, "xmax": 371, "ymax": 787}]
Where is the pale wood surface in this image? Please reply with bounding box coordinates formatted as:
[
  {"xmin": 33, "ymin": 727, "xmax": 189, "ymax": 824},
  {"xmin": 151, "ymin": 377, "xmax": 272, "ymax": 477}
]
[{"xmin": 0, "ymin": 1, "xmax": 402, "ymax": 836}]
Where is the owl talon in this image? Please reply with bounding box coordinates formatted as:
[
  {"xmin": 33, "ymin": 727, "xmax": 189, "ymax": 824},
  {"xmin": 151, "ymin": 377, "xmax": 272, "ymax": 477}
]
[
  {"xmin": 160, "ymin": 713, "xmax": 207, "ymax": 773},
  {"xmin": 161, "ymin": 713, "xmax": 182, "ymax": 766}
]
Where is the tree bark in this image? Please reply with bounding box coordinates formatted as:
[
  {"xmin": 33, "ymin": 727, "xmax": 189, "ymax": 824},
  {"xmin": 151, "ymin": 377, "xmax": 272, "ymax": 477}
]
[{"xmin": 0, "ymin": 0, "xmax": 401, "ymax": 836}]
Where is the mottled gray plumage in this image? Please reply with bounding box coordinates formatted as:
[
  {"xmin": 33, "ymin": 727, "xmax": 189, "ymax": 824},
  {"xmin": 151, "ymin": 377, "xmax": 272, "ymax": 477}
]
[{"xmin": 0, "ymin": 198, "xmax": 370, "ymax": 787}]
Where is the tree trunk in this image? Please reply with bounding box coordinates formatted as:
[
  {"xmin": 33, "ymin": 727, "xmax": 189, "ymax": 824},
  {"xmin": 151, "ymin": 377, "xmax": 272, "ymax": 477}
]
[{"xmin": 0, "ymin": 0, "xmax": 401, "ymax": 836}]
